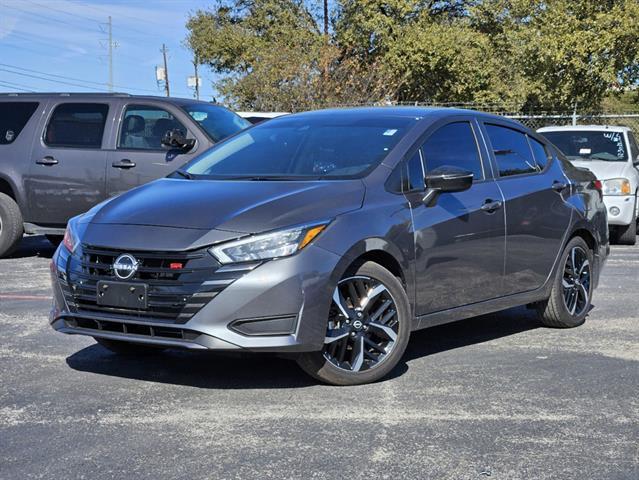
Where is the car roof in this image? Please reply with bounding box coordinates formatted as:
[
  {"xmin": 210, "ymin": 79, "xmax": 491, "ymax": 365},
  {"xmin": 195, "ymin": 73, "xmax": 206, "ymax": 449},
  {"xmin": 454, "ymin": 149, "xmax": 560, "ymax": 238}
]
[
  {"xmin": 272, "ymin": 106, "xmax": 526, "ymax": 127},
  {"xmin": 236, "ymin": 111, "xmax": 289, "ymax": 118},
  {"xmin": 0, "ymin": 92, "xmax": 222, "ymax": 107},
  {"xmin": 538, "ymin": 125, "xmax": 632, "ymax": 133}
]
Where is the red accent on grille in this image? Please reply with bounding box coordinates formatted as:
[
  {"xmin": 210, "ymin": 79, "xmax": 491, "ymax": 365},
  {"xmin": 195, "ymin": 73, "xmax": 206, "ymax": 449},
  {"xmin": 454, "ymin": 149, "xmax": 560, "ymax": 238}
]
[{"xmin": 169, "ymin": 262, "xmax": 183, "ymax": 270}]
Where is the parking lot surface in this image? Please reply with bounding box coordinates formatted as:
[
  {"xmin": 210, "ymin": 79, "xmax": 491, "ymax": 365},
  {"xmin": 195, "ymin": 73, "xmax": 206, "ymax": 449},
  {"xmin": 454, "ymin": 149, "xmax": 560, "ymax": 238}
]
[{"xmin": 1, "ymin": 236, "xmax": 637, "ymax": 479}]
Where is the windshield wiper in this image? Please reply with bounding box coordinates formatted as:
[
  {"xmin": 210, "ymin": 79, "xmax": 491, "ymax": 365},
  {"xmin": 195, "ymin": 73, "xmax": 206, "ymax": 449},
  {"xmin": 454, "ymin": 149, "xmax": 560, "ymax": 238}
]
[{"xmin": 174, "ymin": 169, "xmax": 193, "ymax": 180}]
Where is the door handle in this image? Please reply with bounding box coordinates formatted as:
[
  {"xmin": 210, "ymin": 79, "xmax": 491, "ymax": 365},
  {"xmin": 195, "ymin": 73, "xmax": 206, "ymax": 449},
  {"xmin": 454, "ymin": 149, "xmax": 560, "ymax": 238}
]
[
  {"xmin": 481, "ymin": 199, "xmax": 503, "ymax": 213},
  {"xmin": 552, "ymin": 181, "xmax": 568, "ymax": 192},
  {"xmin": 112, "ymin": 159, "xmax": 136, "ymax": 169},
  {"xmin": 36, "ymin": 156, "xmax": 58, "ymax": 166}
]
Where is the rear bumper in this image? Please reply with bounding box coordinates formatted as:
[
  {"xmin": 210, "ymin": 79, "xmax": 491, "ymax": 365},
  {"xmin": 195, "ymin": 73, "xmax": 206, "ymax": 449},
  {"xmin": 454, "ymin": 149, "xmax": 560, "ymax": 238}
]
[
  {"xmin": 50, "ymin": 244, "xmax": 342, "ymax": 352},
  {"xmin": 603, "ymin": 195, "xmax": 636, "ymax": 226}
]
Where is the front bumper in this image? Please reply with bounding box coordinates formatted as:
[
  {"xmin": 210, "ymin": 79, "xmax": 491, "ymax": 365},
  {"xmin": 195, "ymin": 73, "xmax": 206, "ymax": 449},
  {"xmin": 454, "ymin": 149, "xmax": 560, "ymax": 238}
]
[
  {"xmin": 603, "ymin": 195, "xmax": 636, "ymax": 226},
  {"xmin": 50, "ymin": 243, "xmax": 342, "ymax": 352}
]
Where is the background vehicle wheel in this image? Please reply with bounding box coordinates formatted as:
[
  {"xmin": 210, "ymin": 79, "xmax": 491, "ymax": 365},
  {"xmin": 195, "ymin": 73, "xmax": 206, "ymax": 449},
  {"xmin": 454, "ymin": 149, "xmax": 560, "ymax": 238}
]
[
  {"xmin": 536, "ymin": 236, "xmax": 593, "ymax": 328},
  {"xmin": 296, "ymin": 261, "xmax": 411, "ymax": 386},
  {"xmin": 0, "ymin": 192, "xmax": 23, "ymax": 258},
  {"xmin": 94, "ymin": 337, "xmax": 165, "ymax": 355},
  {"xmin": 46, "ymin": 235, "xmax": 64, "ymax": 247},
  {"xmin": 616, "ymin": 197, "xmax": 638, "ymax": 245}
]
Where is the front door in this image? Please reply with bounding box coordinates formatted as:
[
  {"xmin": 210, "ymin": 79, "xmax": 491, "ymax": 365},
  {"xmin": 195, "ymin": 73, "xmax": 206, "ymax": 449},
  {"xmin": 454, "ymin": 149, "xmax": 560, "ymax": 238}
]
[
  {"xmin": 106, "ymin": 103, "xmax": 200, "ymax": 198},
  {"xmin": 409, "ymin": 120, "xmax": 506, "ymax": 315},
  {"xmin": 26, "ymin": 102, "xmax": 110, "ymax": 226}
]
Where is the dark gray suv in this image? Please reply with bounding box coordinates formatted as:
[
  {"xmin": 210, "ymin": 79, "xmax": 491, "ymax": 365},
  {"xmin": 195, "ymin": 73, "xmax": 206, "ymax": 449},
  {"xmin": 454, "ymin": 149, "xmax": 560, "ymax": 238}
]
[
  {"xmin": 50, "ymin": 107, "xmax": 609, "ymax": 385},
  {"xmin": 0, "ymin": 93, "xmax": 248, "ymax": 256}
]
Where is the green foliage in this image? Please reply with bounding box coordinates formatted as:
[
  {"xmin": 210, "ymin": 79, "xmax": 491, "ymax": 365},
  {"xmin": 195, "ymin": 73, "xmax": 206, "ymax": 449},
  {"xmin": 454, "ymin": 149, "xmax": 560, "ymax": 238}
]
[{"xmin": 186, "ymin": 0, "xmax": 639, "ymax": 112}]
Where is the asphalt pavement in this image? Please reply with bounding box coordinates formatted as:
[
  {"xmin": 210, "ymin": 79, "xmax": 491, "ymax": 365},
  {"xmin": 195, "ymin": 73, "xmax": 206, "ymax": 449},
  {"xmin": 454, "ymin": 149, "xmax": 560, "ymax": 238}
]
[{"xmin": 1, "ymin": 235, "xmax": 637, "ymax": 479}]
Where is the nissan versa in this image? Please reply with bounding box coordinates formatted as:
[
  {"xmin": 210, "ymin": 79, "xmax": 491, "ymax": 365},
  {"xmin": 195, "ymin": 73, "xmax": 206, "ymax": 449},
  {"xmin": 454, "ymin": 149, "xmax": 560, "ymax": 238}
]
[{"xmin": 50, "ymin": 107, "xmax": 609, "ymax": 385}]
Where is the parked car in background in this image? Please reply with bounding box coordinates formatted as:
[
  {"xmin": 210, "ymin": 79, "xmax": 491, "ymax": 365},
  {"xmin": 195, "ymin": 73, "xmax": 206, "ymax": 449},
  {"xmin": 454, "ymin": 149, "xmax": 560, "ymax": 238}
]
[
  {"xmin": 236, "ymin": 111, "xmax": 288, "ymax": 124},
  {"xmin": 50, "ymin": 107, "xmax": 608, "ymax": 385},
  {"xmin": 0, "ymin": 93, "xmax": 249, "ymax": 257},
  {"xmin": 539, "ymin": 125, "xmax": 639, "ymax": 245}
]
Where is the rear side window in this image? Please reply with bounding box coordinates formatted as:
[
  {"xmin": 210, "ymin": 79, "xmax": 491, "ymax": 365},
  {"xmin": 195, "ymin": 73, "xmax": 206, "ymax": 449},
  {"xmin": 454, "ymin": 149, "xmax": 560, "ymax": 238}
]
[
  {"xmin": 44, "ymin": 103, "xmax": 109, "ymax": 148},
  {"xmin": 486, "ymin": 124, "xmax": 539, "ymax": 177},
  {"xmin": 118, "ymin": 105, "xmax": 187, "ymax": 150},
  {"xmin": 0, "ymin": 102, "xmax": 39, "ymax": 145},
  {"xmin": 421, "ymin": 122, "xmax": 484, "ymax": 180},
  {"xmin": 528, "ymin": 137, "xmax": 550, "ymax": 170}
]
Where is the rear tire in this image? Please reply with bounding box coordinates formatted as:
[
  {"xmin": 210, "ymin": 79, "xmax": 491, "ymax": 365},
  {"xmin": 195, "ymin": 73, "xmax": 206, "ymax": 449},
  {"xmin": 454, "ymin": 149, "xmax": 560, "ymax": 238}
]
[
  {"xmin": 536, "ymin": 236, "xmax": 593, "ymax": 328},
  {"xmin": 615, "ymin": 199, "xmax": 637, "ymax": 245},
  {"xmin": 0, "ymin": 192, "xmax": 23, "ymax": 258},
  {"xmin": 296, "ymin": 261, "xmax": 411, "ymax": 386},
  {"xmin": 94, "ymin": 337, "xmax": 165, "ymax": 355}
]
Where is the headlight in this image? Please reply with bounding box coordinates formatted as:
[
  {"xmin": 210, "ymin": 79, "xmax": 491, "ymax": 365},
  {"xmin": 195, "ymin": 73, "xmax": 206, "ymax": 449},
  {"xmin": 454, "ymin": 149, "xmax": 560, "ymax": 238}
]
[
  {"xmin": 62, "ymin": 222, "xmax": 78, "ymax": 253},
  {"xmin": 602, "ymin": 178, "xmax": 631, "ymax": 195},
  {"xmin": 209, "ymin": 223, "xmax": 328, "ymax": 264}
]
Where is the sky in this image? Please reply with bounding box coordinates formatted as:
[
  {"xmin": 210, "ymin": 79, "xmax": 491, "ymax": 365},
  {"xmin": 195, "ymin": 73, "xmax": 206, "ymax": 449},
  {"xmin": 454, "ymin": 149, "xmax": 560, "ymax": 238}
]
[{"xmin": 0, "ymin": 0, "xmax": 220, "ymax": 100}]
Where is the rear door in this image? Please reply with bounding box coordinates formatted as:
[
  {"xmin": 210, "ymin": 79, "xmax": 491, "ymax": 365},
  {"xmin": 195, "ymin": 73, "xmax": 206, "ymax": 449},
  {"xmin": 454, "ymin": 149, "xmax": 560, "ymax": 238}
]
[
  {"xmin": 481, "ymin": 122, "xmax": 572, "ymax": 295},
  {"xmin": 407, "ymin": 118, "xmax": 506, "ymax": 315},
  {"xmin": 26, "ymin": 101, "xmax": 111, "ymax": 226},
  {"xmin": 106, "ymin": 102, "xmax": 203, "ymax": 198}
]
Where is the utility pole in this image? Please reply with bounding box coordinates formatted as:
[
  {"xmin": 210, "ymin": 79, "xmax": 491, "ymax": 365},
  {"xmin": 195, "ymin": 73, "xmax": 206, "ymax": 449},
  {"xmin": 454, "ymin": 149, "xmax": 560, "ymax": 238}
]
[
  {"xmin": 161, "ymin": 44, "xmax": 170, "ymax": 97},
  {"xmin": 193, "ymin": 58, "xmax": 200, "ymax": 100},
  {"xmin": 323, "ymin": 0, "xmax": 328, "ymax": 36},
  {"xmin": 107, "ymin": 16, "xmax": 113, "ymax": 91}
]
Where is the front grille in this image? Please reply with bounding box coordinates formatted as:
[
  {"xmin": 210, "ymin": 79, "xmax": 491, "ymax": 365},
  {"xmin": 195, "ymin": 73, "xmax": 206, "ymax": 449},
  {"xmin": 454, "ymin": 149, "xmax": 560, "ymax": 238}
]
[
  {"xmin": 59, "ymin": 244, "xmax": 245, "ymax": 323},
  {"xmin": 66, "ymin": 317, "xmax": 200, "ymax": 341}
]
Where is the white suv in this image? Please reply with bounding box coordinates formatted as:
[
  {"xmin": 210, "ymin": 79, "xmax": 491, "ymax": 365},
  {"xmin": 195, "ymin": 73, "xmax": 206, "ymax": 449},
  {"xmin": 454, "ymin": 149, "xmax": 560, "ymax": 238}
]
[{"xmin": 539, "ymin": 125, "xmax": 639, "ymax": 245}]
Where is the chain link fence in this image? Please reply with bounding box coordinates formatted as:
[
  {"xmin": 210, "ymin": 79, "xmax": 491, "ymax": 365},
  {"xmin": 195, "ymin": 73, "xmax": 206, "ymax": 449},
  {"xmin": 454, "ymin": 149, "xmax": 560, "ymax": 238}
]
[{"xmin": 327, "ymin": 100, "xmax": 639, "ymax": 133}]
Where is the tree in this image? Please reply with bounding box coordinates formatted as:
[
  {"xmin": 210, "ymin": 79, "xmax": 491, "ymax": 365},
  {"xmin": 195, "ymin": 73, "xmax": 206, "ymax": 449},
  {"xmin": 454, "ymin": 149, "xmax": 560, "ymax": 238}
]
[{"xmin": 186, "ymin": 0, "xmax": 639, "ymax": 112}]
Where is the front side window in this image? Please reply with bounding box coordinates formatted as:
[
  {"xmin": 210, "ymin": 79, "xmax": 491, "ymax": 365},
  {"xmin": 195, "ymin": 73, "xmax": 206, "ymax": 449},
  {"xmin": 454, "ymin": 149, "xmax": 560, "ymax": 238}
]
[
  {"xmin": 119, "ymin": 105, "xmax": 187, "ymax": 150},
  {"xmin": 0, "ymin": 102, "xmax": 39, "ymax": 145},
  {"xmin": 486, "ymin": 124, "xmax": 539, "ymax": 177},
  {"xmin": 542, "ymin": 130, "xmax": 628, "ymax": 162},
  {"xmin": 183, "ymin": 115, "xmax": 418, "ymax": 179},
  {"xmin": 181, "ymin": 103, "xmax": 249, "ymax": 142},
  {"xmin": 44, "ymin": 103, "xmax": 108, "ymax": 148},
  {"xmin": 627, "ymin": 133, "xmax": 639, "ymax": 162},
  {"xmin": 421, "ymin": 122, "xmax": 484, "ymax": 180}
]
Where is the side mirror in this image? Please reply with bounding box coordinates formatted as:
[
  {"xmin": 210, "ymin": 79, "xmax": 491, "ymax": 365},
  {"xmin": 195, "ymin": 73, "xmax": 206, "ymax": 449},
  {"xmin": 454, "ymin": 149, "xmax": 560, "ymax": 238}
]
[
  {"xmin": 423, "ymin": 166, "xmax": 474, "ymax": 205},
  {"xmin": 161, "ymin": 129, "xmax": 195, "ymax": 152}
]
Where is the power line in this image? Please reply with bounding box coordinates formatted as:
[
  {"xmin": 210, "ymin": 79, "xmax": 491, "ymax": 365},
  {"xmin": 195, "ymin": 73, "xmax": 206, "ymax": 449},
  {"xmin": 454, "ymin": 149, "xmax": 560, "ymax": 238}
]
[
  {"xmin": 2, "ymin": 3, "xmax": 103, "ymax": 35},
  {"xmin": 0, "ymin": 80, "xmax": 37, "ymax": 92},
  {"xmin": 0, "ymin": 67, "xmax": 110, "ymax": 91},
  {"xmin": 0, "ymin": 63, "xmax": 161, "ymax": 94}
]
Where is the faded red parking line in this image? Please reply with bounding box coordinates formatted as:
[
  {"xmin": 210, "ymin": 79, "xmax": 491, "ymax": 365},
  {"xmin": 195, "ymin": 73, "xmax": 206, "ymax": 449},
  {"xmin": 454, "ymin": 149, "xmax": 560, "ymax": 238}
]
[{"xmin": 0, "ymin": 294, "xmax": 53, "ymax": 301}]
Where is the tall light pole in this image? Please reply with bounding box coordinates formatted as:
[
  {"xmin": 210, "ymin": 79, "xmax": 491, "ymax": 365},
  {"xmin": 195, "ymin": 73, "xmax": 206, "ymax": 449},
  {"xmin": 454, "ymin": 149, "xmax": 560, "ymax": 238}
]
[{"xmin": 161, "ymin": 44, "xmax": 170, "ymax": 97}]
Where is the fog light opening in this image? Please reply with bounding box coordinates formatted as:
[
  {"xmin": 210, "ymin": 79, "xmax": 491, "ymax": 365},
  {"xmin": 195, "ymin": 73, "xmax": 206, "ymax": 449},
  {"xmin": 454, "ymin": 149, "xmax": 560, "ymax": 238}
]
[{"xmin": 609, "ymin": 206, "xmax": 621, "ymax": 216}]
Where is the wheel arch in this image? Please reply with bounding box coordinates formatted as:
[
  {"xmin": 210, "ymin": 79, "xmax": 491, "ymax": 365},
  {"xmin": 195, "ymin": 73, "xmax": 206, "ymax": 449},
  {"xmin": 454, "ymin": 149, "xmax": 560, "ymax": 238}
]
[{"xmin": 328, "ymin": 237, "xmax": 415, "ymax": 321}]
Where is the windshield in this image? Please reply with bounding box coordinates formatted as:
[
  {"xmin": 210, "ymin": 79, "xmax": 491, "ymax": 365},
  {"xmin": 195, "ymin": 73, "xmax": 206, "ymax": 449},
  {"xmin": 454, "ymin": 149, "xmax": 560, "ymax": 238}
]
[
  {"xmin": 542, "ymin": 130, "xmax": 628, "ymax": 162},
  {"xmin": 181, "ymin": 103, "xmax": 250, "ymax": 142},
  {"xmin": 181, "ymin": 114, "xmax": 418, "ymax": 179}
]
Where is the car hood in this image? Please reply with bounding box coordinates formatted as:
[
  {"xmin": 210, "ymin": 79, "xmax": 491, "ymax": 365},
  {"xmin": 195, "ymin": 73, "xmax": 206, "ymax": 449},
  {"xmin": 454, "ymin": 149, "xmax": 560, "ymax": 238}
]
[
  {"xmin": 90, "ymin": 178, "xmax": 365, "ymax": 233},
  {"xmin": 569, "ymin": 160, "xmax": 633, "ymax": 181}
]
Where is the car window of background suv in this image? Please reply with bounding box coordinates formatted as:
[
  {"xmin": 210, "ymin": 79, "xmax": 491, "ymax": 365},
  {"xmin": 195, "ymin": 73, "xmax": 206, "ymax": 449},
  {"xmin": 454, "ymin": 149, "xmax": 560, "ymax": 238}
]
[{"xmin": 118, "ymin": 105, "xmax": 187, "ymax": 151}]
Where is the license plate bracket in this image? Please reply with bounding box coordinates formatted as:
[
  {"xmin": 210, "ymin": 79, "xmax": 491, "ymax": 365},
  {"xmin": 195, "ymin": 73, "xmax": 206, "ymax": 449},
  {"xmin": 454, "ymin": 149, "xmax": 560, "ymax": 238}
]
[{"xmin": 96, "ymin": 281, "xmax": 148, "ymax": 309}]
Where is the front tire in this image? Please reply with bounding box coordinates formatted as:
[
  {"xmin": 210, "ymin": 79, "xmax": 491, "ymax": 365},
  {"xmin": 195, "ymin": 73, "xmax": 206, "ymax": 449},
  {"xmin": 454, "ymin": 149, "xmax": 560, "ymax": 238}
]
[
  {"xmin": 0, "ymin": 192, "xmax": 23, "ymax": 258},
  {"xmin": 536, "ymin": 236, "xmax": 593, "ymax": 328},
  {"xmin": 297, "ymin": 261, "xmax": 411, "ymax": 385},
  {"xmin": 94, "ymin": 337, "xmax": 165, "ymax": 355}
]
